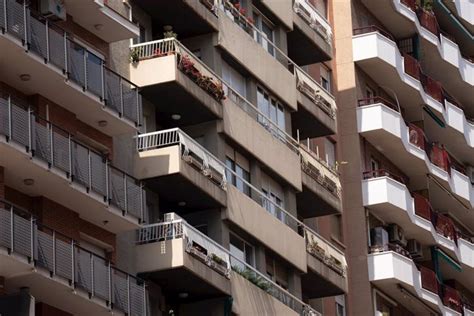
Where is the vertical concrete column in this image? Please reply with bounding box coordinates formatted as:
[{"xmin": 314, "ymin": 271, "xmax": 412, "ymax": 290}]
[
  {"xmin": 288, "ymin": 272, "xmax": 302, "ymax": 300},
  {"xmin": 249, "ymin": 161, "xmax": 262, "ymax": 204},
  {"xmin": 0, "ymin": 166, "xmax": 4, "ymax": 200}
]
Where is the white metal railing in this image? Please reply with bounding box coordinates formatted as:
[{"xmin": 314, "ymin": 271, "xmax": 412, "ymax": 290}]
[
  {"xmin": 295, "ymin": 68, "xmax": 336, "ymax": 118},
  {"xmin": 0, "ymin": 0, "xmax": 142, "ymax": 126},
  {"xmin": 137, "ymin": 217, "xmax": 321, "ymax": 316},
  {"xmin": 300, "ymin": 143, "xmax": 341, "ymax": 198},
  {"xmin": 217, "ymin": 0, "xmax": 336, "ymax": 115},
  {"xmin": 130, "ymin": 38, "xmax": 301, "ymax": 153},
  {"xmin": 0, "ymin": 201, "xmax": 146, "ymax": 316},
  {"xmin": 136, "ymin": 128, "xmax": 345, "ymax": 278},
  {"xmin": 0, "ymin": 95, "xmax": 146, "ymax": 221},
  {"xmin": 293, "ymin": 0, "xmax": 333, "ymax": 42},
  {"xmin": 136, "ymin": 128, "xmax": 227, "ymax": 188},
  {"xmin": 137, "ymin": 217, "xmax": 231, "ymax": 276}
]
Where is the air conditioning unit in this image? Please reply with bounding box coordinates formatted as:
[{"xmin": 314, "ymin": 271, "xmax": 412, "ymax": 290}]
[
  {"xmin": 388, "ymin": 223, "xmax": 407, "ymax": 247},
  {"xmin": 407, "ymin": 239, "xmax": 423, "ymax": 260},
  {"xmin": 467, "ymin": 166, "xmax": 474, "ymax": 184},
  {"xmin": 41, "ymin": 0, "xmax": 66, "ymax": 21},
  {"xmin": 164, "ymin": 212, "xmax": 182, "ymax": 222}
]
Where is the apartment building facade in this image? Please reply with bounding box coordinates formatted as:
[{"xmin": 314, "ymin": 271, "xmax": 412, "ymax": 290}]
[
  {"xmin": 336, "ymin": 0, "xmax": 474, "ymax": 315},
  {"xmin": 0, "ymin": 0, "xmax": 347, "ymax": 315}
]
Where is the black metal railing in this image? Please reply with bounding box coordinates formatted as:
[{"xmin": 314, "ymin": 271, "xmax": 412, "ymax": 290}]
[
  {"xmin": 0, "ymin": 95, "xmax": 146, "ymax": 222},
  {"xmin": 0, "ymin": 0, "xmax": 142, "ymax": 126}
]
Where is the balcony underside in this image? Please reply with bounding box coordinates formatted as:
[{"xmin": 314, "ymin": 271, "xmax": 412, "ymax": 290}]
[
  {"xmin": 63, "ymin": 0, "xmax": 140, "ymax": 43},
  {"xmin": 0, "ymin": 250, "xmax": 119, "ymax": 316},
  {"xmin": 0, "ymin": 34, "xmax": 136, "ymax": 137},
  {"xmin": 133, "ymin": 0, "xmax": 218, "ymax": 38},
  {"xmin": 302, "ymin": 254, "xmax": 346, "ymax": 299},
  {"xmin": 140, "ymin": 72, "xmax": 222, "ymax": 128},
  {"xmin": 297, "ymin": 172, "xmax": 341, "ymax": 218},
  {"xmin": 288, "ymin": 13, "xmax": 332, "ymax": 65},
  {"xmin": 292, "ymin": 92, "xmax": 336, "ymax": 139},
  {"xmin": 0, "ymin": 140, "xmax": 140, "ymax": 234}
]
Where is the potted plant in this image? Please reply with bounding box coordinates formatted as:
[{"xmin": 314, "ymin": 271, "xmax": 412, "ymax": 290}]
[{"xmin": 130, "ymin": 47, "xmax": 141, "ymax": 63}]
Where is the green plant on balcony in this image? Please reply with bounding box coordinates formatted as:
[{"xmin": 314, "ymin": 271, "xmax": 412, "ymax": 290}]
[
  {"xmin": 130, "ymin": 47, "xmax": 142, "ymax": 63},
  {"xmin": 210, "ymin": 253, "xmax": 226, "ymax": 266},
  {"xmin": 232, "ymin": 265, "xmax": 271, "ymax": 293}
]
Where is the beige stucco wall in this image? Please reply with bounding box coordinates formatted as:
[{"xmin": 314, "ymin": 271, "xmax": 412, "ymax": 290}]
[
  {"xmin": 130, "ymin": 55, "xmax": 177, "ymax": 88},
  {"xmin": 260, "ymin": 0, "xmax": 294, "ymax": 30},
  {"xmin": 217, "ymin": 11, "xmax": 297, "ymax": 110},
  {"xmin": 222, "ymin": 99, "xmax": 302, "ymax": 191},
  {"xmin": 231, "ymin": 272, "xmax": 299, "ymax": 316},
  {"xmin": 134, "ymin": 146, "xmax": 181, "ymax": 179},
  {"xmin": 136, "ymin": 239, "xmax": 185, "ymax": 273},
  {"xmin": 225, "ymin": 186, "xmax": 307, "ymax": 272}
]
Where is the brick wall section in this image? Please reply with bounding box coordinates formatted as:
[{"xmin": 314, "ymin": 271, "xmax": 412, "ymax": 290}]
[{"xmin": 36, "ymin": 302, "xmax": 73, "ymax": 316}]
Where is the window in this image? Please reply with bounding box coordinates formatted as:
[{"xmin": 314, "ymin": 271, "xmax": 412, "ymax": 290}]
[
  {"xmin": 257, "ymin": 87, "xmax": 286, "ymax": 135},
  {"xmin": 222, "ymin": 61, "xmax": 247, "ymax": 98},
  {"xmin": 261, "ymin": 172, "xmax": 285, "ymax": 222},
  {"xmin": 230, "ymin": 232, "xmax": 255, "ymax": 269},
  {"xmin": 335, "ymin": 295, "xmax": 346, "ymax": 316},
  {"xmin": 265, "ymin": 253, "xmax": 289, "ymax": 290},
  {"xmin": 370, "ymin": 157, "xmax": 380, "ymax": 172},
  {"xmin": 132, "ymin": 24, "xmax": 146, "ymax": 45},
  {"xmin": 366, "ymin": 86, "xmax": 375, "ymax": 99},
  {"xmin": 225, "ymin": 147, "xmax": 251, "ymax": 196},
  {"xmin": 320, "ymin": 65, "xmax": 332, "ymax": 92},
  {"xmin": 253, "ymin": 9, "xmax": 275, "ymax": 56},
  {"xmin": 324, "ymin": 138, "xmax": 336, "ymax": 168}
]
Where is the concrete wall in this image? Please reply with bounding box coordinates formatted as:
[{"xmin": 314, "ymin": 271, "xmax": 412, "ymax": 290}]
[
  {"xmin": 222, "ymin": 98, "xmax": 302, "ymax": 191},
  {"xmin": 134, "ymin": 146, "xmax": 181, "ymax": 179},
  {"xmin": 130, "ymin": 55, "xmax": 177, "ymax": 87},
  {"xmin": 136, "ymin": 239, "xmax": 185, "ymax": 273},
  {"xmin": 231, "ymin": 272, "xmax": 298, "ymax": 316},
  {"xmin": 225, "ymin": 186, "xmax": 307, "ymax": 272},
  {"xmin": 217, "ymin": 10, "xmax": 297, "ymax": 110},
  {"xmin": 259, "ymin": 0, "xmax": 294, "ymax": 30}
]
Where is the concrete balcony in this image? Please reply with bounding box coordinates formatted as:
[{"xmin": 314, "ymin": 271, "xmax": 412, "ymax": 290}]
[
  {"xmin": 297, "ymin": 145, "xmax": 341, "ymax": 217},
  {"xmin": 0, "ymin": 202, "xmax": 146, "ymax": 316},
  {"xmin": 369, "ymin": 251, "xmax": 473, "ymax": 316},
  {"xmin": 130, "ymin": 39, "xmax": 223, "ymax": 127},
  {"xmin": 136, "ymin": 217, "xmax": 232, "ymax": 299},
  {"xmin": 441, "ymin": 0, "xmax": 474, "ymax": 29},
  {"xmin": 136, "ymin": 215, "xmax": 320, "ymax": 316},
  {"xmin": 353, "ymin": 30, "xmax": 474, "ymax": 166},
  {"xmin": 133, "ymin": 0, "xmax": 219, "ymax": 37},
  {"xmin": 216, "ymin": 3, "xmax": 298, "ymax": 110},
  {"xmin": 257, "ymin": 0, "xmax": 294, "ymax": 30},
  {"xmin": 63, "ymin": 0, "xmax": 139, "ymax": 42},
  {"xmin": 293, "ymin": 68, "xmax": 337, "ymax": 138},
  {"xmin": 222, "ymin": 95, "xmax": 302, "ymax": 191},
  {"xmin": 359, "ymin": 0, "xmax": 473, "ymax": 107},
  {"xmin": 134, "ymin": 128, "xmax": 227, "ymax": 209},
  {"xmin": 302, "ymin": 229, "xmax": 347, "ymax": 298},
  {"xmin": 362, "ymin": 176, "xmax": 474, "ymax": 281},
  {"xmin": 0, "ymin": 96, "xmax": 145, "ymax": 233},
  {"xmin": 357, "ymin": 101, "xmax": 474, "ymax": 209},
  {"xmin": 225, "ymin": 185, "xmax": 307, "ymax": 272},
  {"xmin": 0, "ymin": 0, "xmax": 141, "ymax": 136},
  {"xmin": 289, "ymin": 0, "xmax": 333, "ymax": 64}
]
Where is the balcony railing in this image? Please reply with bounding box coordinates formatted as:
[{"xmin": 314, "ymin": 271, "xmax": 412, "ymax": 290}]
[
  {"xmin": 0, "ymin": 95, "xmax": 146, "ymax": 222},
  {"xmin": 136, "ymin": 128, "xmax": 227, "ymax": 189},
  {"xmin": 217, "ymin": 0, "xmax": 337, "ymax": 116},
  {"xmin": 293, "ymin": 0, "xmax": 333, "ymax": 43},
  {"xmin": 416, "ymin": 7, "xmax": 440, "ymax": 37},
  {"xmin": 300, "ymin": 142, "xmax": 341, "ymax": 198},
  {"xmin": 130, "ymin": 38, "xmax": 302, "ymax": 153},
  {"xmin": 137, "ymin": 217, "xmax": 231, "ymax": 278},
  {"xmin": 420, "ymin": 265, "xmax": 439, "ymax": 294},
  {"xmin": 358, "ymin": 96, "xmax": 400, "ymax": 112},
  {"xmin": 0, "ymin": 200, "xmax": 146, "ymax": 316},
  {"xmin": 413, "ymin": 193, "xmax": 434, "ymax": 221},
  {"xmin": 363, "ymin": 169, "xmax": 408, "ymax": 184},
  {"xmin": 136, "ymin": 217, "xmax": 321, "ymax": 316},
  {"xmin": 305, "ymin": 228, "xmax": 346, "ymax": 276},
  {"xmin": 0, "ymin": 0, "xmax": 142, "ymax": 126}
]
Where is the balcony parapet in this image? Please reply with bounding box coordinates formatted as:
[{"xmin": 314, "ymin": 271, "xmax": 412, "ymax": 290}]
[
  {"xmin": 0, "ymin": 95, "xmax": 146, "ymax": 224},
  {"xmin": 0, "ymin": 200, "xmax": 146, "ymax": 316},
  {"xmin": 137, "ymin": 216, "xmax": 321, "ymax": 316},
  {"xmin": 293, "ymin": 0, "xmax": 333, "ymax": 43},
  {"xmin": 0, "ymin": 0, "xmax": 142, "ymax": 128}
]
